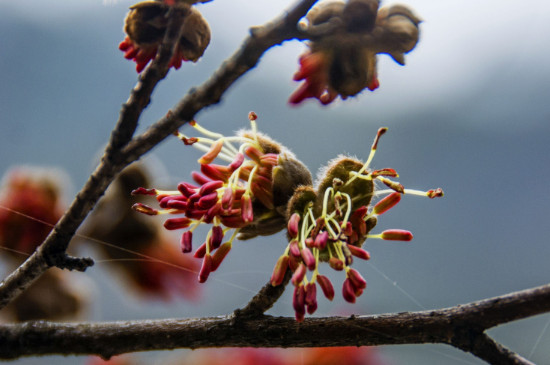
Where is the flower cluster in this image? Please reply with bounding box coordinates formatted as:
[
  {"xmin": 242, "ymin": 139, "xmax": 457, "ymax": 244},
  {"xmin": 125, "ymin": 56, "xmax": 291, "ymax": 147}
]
[
  {"xmin": 133, "ymin": 115, "xmax": 442, "ymax": 321},
  {"xmin": 271, "ymin": 128, "xmax": 443, "ymax": 321},
  {"xmin": 290, "ymin": 0, "xmax": 422, "ymax": 105},
  {"xmin": 132, "ymin": 113, "xmax": 312, "ymax": 283},
  {"xmin": 119, "ymin": 0, "xmax": 211, "ymax": 72}
]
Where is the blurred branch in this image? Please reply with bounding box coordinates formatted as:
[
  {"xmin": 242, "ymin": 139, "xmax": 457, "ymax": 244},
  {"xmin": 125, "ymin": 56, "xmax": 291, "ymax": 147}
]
[
  {"xmin": 0, "ymin": 283, "xmax": 548, "ymax": 363},
  {"xmin": 0, "ymin": 0, "xmax": 316, "ymax": 310}
]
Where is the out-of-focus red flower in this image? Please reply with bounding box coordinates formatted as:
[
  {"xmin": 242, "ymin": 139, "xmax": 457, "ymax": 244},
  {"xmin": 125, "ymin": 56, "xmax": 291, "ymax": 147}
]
[
  {"xmin": 0, "ymin": 167, "xmax": 65, "ymax": 260},
  {"xmin": 119, "ymin": 1, "xmax": 211, "ymax": 72},
  {"xmin": 133, "ymin": 113, "xmax": 312, "ymax": 284},
  {"xmin": 290, "ymin": 1, "xmax": 421, "ymax": 105},
  {"xmin": 82, "ymin": 163, "xmax": 200, "ymax": 301}
]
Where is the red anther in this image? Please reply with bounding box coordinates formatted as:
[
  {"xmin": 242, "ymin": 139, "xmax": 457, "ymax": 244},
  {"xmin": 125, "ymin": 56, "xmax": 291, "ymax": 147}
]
[
  {"xmin": 132, "ymin": 203, "xmax": 159, "ymax": 216},
  {"xmin": 343, "ymin": 221, "xmax": 353, "ymax": 236},
  {"xmin": 198, "ymin": 140, "xmax": 224, "ymax": 165},
  {"xmin": 259, "ymin": 154, "xmax": 278, "ymax": 167},
  {"xmin": 270, "ymin": 255, "xmax": 290, "ymax": 286},
  {"xmin": 289, "ymin": 240, "xmax": 301, "ymax": 258},
  {"xmin": 198, "ymin": 254, "xmax": 213, "ymax": 283},
  {"xmin": 293, "ymin": 285, "xmax": 306, "ymax": 322},
  {"xmin": 180, "ymin": 231, "xmax": 193, "ymax": 253},
  {"xmin": 181, "ymin": 137, "xmax": 198, "ymax": 145},
  {"xmin": 200, "ymin": 164, "xmax": 229, "ymax": 183},
  {"xmin": 373, "ymin": 192, "xmax": 401, "ymax": 215},
  {"xmin": 288, "ymin": 213, "xmax": 301, "ymax": 238},
  {"xmin": 209, "ymin": 225, "xmax": 224, "ymax": 249},
  {"xmin": 347, "ymin": 268, "xmax": 367, "ymax": 291},
  {"xmin": 371, "ymin": 168, "xmax": 398, "ymax": 178},
  {"xmin": 291, "ymin": 263, "xmax": 307, "ymax": 286},
  {"xmin": 252, "ymin": 174, "xmax": 272, "ymax": 190},
  {"xmin": 301, "ymin": 246, "xmax": 316, "ymax": 271},
  {"xmin": 198, "ymin": 192, "xmax": 218, "ymax": 209},
  {"xmin": 329, "ymin": 257, "xmax": 344, "ymax": 271},
  {"xmin": 244, "ymin": 146, "xmax": 263, "ymax": 165},
  {"xmin": 178, "ymin": 182, "xmax": 197, "ymax": 197},
  {"xmin": 204, "ymin": 203, "xmax": 221, "ymax": 223},
  {"xmin": 221, "ymin": 187, "xmax": 234, "ymax": 210},
  {"xmin": 131, "ymin": 187, "xmax": 157, "ymax": 196},
  {"xmin": 248, "ymin": 111, "xmax": 258, "ymax": 121},
  {"xmin": 288, "ymin": 254, "xmax": 300, "ymax": 272},
  {"xmin": 314, "ymin": 231, "xmax": 328, "ymax": 250},
  {"xmin": 317, "ymin": 274, "xmax": 335, "ymax": 301},
  {"xmin": 305, "ymin": 282, "xmax": 317, "ymax": 315},
  {"xmin": 372, "ymin": 127, "xmax": 388, "ymax": 151},
  {"xmin": 211, "ymin": 242, "xmax": 231, "ymax": 271},
  {"xmin": 427, "ymin": 188, "xmax": 444, "ymax": 198},
  {"xmin": 194, "ymin": 242, "xmax": 208, "ymax": 258},
  {"xmin": 380, "ymin": 178, "xmax": 405, "ymax": 193},
  {"xmin": 305, "ymin": 237, "xmax": 314, "ymax": 248},
  {"xmin": 229, "ymin": 153, "xmax": 245, "ymax": 171},
  {"xmin": 240, "ymin": 194, "xmax": 253, "ymax": 223},
  {"xmin": 185, "ymin": 209, "xmax": 207, "ymax": 221},
  {"xmin": 346, "ymin": 244, "xmax": 370, "ymax": 260},
  {"xmin": 219, "ymin": 215, "xmax": 248, "ymax": 229},
  {"xmin": 381, "ymin": 229, "xmax": 413, "ymax": 241},
  {"xmin": 250, "ymin": 183, "xmax": 274, "ymax": 210},
  {"xmin": 166, "ymin": 200, "xmax": 187, "ymax": 210},
  {"xmin": 342, "ymin": 278, "xmax": 357, "ymax": 303},
  {"xmin": 199, "ymin": 180, "xmax": 224, "ymax": 196},
  {"xmin": 191, "ymin": 171, "xmax": 212, "ymax": 185},
  {"xmin": 163, "ymin": 217, "xmax": 193, "ymax": 230}
]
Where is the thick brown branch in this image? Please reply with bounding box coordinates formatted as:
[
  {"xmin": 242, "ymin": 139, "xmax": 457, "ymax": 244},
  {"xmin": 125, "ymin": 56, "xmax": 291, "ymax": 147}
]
[{"xmin": 0, "ymin": 283, "xmax": 548, "ymax": 361}]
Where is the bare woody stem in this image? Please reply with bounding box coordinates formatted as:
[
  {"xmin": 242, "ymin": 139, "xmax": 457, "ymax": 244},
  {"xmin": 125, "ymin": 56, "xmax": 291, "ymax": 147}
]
[
  {"xmin": 0, "ymin": 0, "xmax": 317, "ymax": 310},
  {"xmin": 0, "ymin": 283, "xmax": 548, "ymax": 363}
]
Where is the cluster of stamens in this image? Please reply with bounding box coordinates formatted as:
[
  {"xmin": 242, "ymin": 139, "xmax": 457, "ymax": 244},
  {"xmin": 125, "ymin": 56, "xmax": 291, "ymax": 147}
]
[
  {"xmin": 270, "ymin": 128, "xmax": 443, "ymax": 321},
  {"xmin": 132, "ymin": 113, "xmax": 286, "ymax": 283}
]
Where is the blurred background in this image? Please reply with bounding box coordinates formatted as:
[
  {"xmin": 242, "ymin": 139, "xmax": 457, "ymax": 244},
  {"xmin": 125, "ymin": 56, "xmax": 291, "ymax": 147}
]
[{"xmin": 1, "ymin": 0, "xmax": 549, "ymax": 364}]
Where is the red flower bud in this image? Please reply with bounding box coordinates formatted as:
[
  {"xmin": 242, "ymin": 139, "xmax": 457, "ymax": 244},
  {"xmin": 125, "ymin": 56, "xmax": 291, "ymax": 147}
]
[{"xmin": 289, "ymin": 240, "xmax": 301, "ymax": 258}]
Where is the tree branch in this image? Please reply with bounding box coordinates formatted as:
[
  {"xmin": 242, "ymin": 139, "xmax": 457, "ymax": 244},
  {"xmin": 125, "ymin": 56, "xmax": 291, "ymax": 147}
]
[
  {"xmin": 0, "ymin": 0, "xmax": 317, "ymax": 310},
  {"xmin": 0, "ymin": 283, "xmax": 548, "ymax": 362},
  {"xmin": 0, "ymin": 6, "xmax": 188, "ymax": 310}
]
